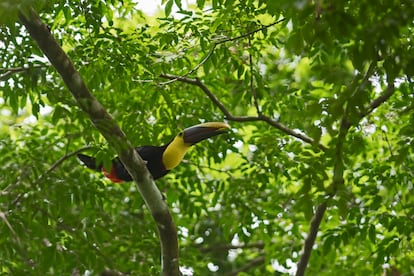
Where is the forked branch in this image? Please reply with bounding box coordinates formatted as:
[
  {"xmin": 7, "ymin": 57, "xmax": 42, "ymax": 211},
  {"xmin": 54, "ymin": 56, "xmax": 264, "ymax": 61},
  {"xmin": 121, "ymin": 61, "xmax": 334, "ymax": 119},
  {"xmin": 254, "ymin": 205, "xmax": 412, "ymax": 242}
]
[
  {"xmin": 160, "ymin": 74, "xmax": 327, "ymax": 152},
  {"xmin": 296, "ymin": 63, "xmax": 396, "ymax": 276}
]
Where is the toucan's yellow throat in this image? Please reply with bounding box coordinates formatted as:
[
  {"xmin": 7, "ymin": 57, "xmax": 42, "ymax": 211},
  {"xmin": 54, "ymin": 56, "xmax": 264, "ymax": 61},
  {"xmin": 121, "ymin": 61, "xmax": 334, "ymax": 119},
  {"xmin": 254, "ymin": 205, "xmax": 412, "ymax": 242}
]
[
  {"xmin": 162, "ymin": 135, "xmax": 190, "ymax": 170},
  {"xmin": 162, "ymin": 122, "xmax": 230, "ymax": 170}
]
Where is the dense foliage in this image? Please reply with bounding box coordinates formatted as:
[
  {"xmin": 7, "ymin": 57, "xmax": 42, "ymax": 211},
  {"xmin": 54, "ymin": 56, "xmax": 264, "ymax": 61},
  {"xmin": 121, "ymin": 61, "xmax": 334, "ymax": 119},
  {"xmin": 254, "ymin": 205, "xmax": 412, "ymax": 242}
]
[{"xmin": 1, "ymin": 0, "xmax": 413, "ymax": 275}]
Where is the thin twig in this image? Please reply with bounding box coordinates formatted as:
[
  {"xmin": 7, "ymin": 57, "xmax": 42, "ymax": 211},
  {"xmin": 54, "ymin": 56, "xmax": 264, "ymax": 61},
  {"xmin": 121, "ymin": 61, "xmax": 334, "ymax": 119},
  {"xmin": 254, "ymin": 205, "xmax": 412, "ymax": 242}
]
[
  {"xmin": 0, "ymin": 64, "xmax": 49, "ymax": 80},
  {"xmin": 0, "ymin": 71, "xmax": 14, "ymax": 80},
  {"xmin": 36, "ymin": 145, "xmax": 95, "ymax": 182},
  {"xmin": 0, "ymin": 211, "xmax": 21, "ymax": 246},
  {"xmin": 181, "ymin": 159, "xmax": 235, "ymax": 179},
  {"xmin": 160, "ymin": 74, "xmax": 328, "ymax": 152},
  {"xmin": 159, "ymin": 44, "xmax": 217, "ymax": 85},
  {"xmin": 381, "ymin": 129, "xmax": 394, "ymax": 157},
  {"xmin": 215, "ymin": 18, "xmax": 286, "ymax": 44},
  {"xmin": 355, "ymin": 62, "xmax": 377, "ymax": 97},
  {"xmin": 7, "ymin": 146, "xmax": 97, "ymax": 210},
  {"xmin": 0, "ymin": 210, "xmax": 32, "ymax": 267},
  {"xmin": 199, "ymin": 241, "xmax": 264, "ymax": 252},
  {"xmin": 158, "ymin": 19, "xmax": 285, "ymax": 85},
  {"xmin": 248, "ymin": 34, "xmax": 261, "ymax": 115},
  {"xmin": 225, "ymin": 255, "xmax": 265, "ymax": 276},
  {"xmin": 0, "ymin": 64, "xmax": 48, "ymax": 71}
]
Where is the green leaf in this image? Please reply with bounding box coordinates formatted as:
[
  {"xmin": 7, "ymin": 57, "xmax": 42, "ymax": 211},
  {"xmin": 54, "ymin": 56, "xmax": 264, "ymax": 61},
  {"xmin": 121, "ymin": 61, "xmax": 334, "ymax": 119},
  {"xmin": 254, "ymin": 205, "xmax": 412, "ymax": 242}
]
[
  {"xmin": 165, "ymin": 0, "xmax": 174, "ymax": 17},
  {"xmin": 174, "ymin": 0, "xmax": 182, "ymax": 9},
  {"xmin": 368, "ymin": 224, "xmax": 376, "ymax": 244},
  {"xmin": 197, "ymin": 0, "xmax": 206, "ymax": 9},
  {"xmin": 337, "ymin": 196, "xmax": 348, "ymax": 219}
]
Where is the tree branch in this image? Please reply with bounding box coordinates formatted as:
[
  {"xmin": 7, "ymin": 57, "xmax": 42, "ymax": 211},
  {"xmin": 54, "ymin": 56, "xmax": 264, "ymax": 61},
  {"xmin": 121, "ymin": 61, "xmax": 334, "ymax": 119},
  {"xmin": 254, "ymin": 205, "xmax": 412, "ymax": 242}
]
[
  {"xmin": 295, "ymin": 201, "xmax": 328, "ymax": 276},
  {"xmin": 18, "ymin": 8, "xmax": 180, "ymax": 276},
  {"xmin": 160, "ymin": 74, "xmax": 327, "ymax": 152},
  {"xmin": 360, "ymin": 81, "xmax": 396, "ymax": 118},
  {"xmin": 295, "ymin": 94, "xmax": 351, "ymax": 276}
]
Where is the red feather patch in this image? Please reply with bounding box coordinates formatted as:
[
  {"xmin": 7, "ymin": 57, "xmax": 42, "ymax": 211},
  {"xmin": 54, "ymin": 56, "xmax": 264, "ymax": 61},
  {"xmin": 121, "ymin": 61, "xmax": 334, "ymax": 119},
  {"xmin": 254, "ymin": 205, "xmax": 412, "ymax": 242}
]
[{"xmin": 102, "ymin": 167, "xmax": 124, "ymax": 183}]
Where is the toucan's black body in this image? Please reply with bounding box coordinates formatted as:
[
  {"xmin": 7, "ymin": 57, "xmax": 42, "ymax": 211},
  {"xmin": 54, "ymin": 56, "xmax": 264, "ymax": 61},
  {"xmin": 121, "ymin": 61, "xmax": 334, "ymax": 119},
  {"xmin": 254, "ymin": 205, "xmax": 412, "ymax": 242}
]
[
  {"xmin": 77, "ymin": 122, "xmax": 230, "ymax": 183},
  {"xmin": 78, "ymin": 145, "xmax": 168, "ymax": 182}
]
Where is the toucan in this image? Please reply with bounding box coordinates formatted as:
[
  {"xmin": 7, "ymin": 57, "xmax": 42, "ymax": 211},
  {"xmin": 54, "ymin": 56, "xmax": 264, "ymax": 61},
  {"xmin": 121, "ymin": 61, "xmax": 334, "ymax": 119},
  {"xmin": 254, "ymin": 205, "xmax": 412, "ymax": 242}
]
[{"xmin": 77, "ymin": 122, "xmax": 230, "ymax": 183}]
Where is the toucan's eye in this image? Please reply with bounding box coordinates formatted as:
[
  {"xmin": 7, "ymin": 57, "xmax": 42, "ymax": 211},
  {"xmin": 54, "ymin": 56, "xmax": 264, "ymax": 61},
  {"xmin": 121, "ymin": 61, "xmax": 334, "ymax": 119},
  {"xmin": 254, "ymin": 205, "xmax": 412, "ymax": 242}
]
[{"xmin": 178, "ymin": 132, "xmax": 184, "ymax": 137}]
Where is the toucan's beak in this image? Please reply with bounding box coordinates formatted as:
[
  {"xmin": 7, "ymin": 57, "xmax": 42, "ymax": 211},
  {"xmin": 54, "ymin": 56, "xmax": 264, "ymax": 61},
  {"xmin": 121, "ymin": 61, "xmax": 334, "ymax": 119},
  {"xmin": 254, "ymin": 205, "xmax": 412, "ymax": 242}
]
[{"xmin": 183, "ymin": 122, "xmax": 230, "ymax": 145}]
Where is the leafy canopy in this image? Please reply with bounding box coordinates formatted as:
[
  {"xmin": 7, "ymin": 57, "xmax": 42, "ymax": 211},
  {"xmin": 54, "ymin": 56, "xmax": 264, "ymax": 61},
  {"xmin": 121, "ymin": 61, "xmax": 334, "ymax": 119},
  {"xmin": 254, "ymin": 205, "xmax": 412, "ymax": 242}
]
[{"xmin": 0, "ymin": 0, "xmax": 413, "ymax": 275}]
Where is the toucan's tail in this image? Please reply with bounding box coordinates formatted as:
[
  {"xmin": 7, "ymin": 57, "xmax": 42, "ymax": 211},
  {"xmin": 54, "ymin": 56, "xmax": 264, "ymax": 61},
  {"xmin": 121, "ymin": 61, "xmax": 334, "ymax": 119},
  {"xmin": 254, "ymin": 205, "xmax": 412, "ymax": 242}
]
[{"xmin": 77, "ymin": 154, "xmax": 102, "ymax": 172}]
